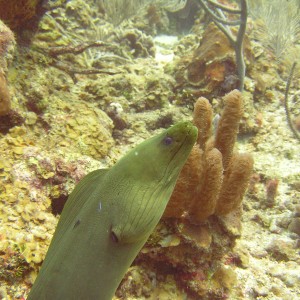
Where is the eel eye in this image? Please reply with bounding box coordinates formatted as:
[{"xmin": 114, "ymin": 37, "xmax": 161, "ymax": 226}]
[
  {"xmin": 163, "ymin": 136, "xmax": 173, "ymax": 146},
  {"xmin": 110, "ymin": 230, "xmax": 119, "ymax": 243}
]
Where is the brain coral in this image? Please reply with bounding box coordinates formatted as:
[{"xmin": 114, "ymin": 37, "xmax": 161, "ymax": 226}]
[{"xmin": 42, "ymin": 97, "xmax": 115, "ymax": 159}]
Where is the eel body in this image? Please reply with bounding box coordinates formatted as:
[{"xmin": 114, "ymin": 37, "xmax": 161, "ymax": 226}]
[{"xmin": 27, "ymin": 121, "xmax": 197, "ymax": 300}]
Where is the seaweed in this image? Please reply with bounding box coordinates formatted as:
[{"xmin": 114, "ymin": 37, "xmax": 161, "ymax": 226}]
[{"xmin": 284, "ymin": 62, "xmax": 300, "ymax": 141}]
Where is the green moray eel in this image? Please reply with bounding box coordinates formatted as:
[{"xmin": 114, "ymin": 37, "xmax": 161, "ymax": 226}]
[{"xmin": 27, "ymin": 121, "xmax": 197, "ymax": 300}]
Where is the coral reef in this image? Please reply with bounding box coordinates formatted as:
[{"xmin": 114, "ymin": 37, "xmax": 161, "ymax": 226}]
[
  {"xmin": 118, "ymin": 91, "xmax": 254, "ymax": 300},
  {"xmin": 164, "ymin": 89, "xmax": 254, "ymax": 223},
  {"xmin": 0, "ymin": 245, "xmax": 33, "ymax": 284},
  {"xmin": 0, "ymin": 0, "xmax": 299, "ymax": 298},
  {"xmin": 130, "ymin": 216, "xmax": 243, "ymax": 299},
  {"xmin": 0, "ymin": 126, "xmax": 111, "ymax": 294}
]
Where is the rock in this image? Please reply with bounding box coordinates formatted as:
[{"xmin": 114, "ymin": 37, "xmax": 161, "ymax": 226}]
[
  {"xmin": 294, "ymin": 205, "xmax": 300, "ymax": 217},
  {"xmin": 213, "ymin": 265, "xmax": 237, "ymax": 289},
  {"xmin": 25, "ymin": 112, "xmax": 38, "ymax": 125},
  {"xmin": 288, "ymin": 218, "xmax": 300, "ymax": 235},
  {"xmin": 0, "ymin": 286, "xmax": 7, "ymax": 299},
  {"xmin": 265, "ymin": 238, "xmax": 295, "ymax": 262}
]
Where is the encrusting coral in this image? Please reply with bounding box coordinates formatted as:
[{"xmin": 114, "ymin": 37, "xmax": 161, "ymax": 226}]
[{"xmin": 164, "ymin": 89, "xmax": 254, "ymax": 223}]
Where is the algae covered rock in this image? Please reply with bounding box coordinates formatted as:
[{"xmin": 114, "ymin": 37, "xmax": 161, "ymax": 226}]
[
  {"xmin": 0, "ymin": 19, "xmax": 15, "ymax": 116},
  {"xmin": 44, "ymin": 97, "xmax": 115, "ymax": 159}
]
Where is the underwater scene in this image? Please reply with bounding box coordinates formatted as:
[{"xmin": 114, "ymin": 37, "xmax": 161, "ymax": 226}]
[{"xmin": 0, "ymin": 0, "xmax": 299, "ymax": 299}]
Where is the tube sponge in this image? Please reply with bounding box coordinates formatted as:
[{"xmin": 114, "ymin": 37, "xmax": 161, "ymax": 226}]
[
  {"xmin": 215, "ymin": 89, "xmax": 243, "ymax": 170},
  {"xmin": 164, "ymin": 90, "xmax": 253, "ymax": 223}
]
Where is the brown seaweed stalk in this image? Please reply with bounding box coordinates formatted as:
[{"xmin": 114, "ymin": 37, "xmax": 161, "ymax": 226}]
[{"xmin": 284, "ymin": 62, "xmax": 300, "ymax": 141}]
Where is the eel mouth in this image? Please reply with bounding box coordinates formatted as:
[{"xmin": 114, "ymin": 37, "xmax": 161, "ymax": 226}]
[{"xmin": 163, "ymin": 123, "xmax": 197, "ymax": 182}]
